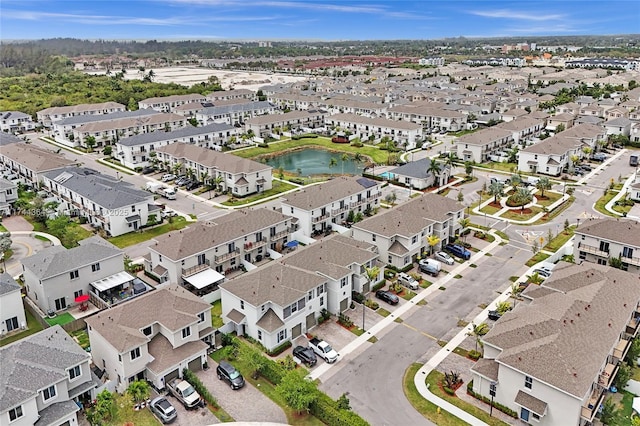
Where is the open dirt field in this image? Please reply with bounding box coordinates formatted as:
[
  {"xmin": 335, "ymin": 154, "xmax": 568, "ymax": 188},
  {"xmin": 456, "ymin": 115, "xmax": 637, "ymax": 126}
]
[{"xmin": 85, "ymin": 66, "xmax": 307, "ymax": 90}]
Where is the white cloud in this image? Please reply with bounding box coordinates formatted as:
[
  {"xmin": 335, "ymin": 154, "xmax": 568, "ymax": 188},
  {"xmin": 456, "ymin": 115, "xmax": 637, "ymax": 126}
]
[
  {"xmin": 470, "ymin": 9, "xmax": 565, "ymax": 21},
  {"xmin": 1, "ymin": 9, "xmax": 279, "ymax": 26}
]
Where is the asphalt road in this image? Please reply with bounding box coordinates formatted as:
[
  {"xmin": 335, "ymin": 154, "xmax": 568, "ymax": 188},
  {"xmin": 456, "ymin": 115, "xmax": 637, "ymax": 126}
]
[{"xmin": 320, "ymin": 243, "xmax": 532, "ymax": 426}]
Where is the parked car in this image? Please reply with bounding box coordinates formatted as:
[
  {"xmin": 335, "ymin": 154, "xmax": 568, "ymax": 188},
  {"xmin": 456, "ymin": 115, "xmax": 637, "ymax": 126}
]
[
  {"xmin": 161, "ymin": 174, "xmax": 176, "ymax": 182},
  {"xmin": 175, "ymin": 176, "xmax": 188, "ymax": 185},
  {"xmin": 418, "ymin": 259, "xmax": 441, "ymax": 277},
  {"xmin": 376, "ymin": 289, "xmax": 399, "ymax": 305},
  {"xmin": 580, "ymin": 164, "xmax": 592, "ymax": 172},
  {"xmin": 397, "ymin": 272, "xmax": 419, "ymax": 290},
  {"xmin": 186, "ymin": 181, "xmax": 202, "ymax": 191},
  {"xmin": 444, "ymin": 244, "xmax": 471, "ymax": 260},
  {"xmin": 150, "ymin": 396, "xmax": 178, "ymax": 424},
  {"xmin": 488, "ymin": 310, "xmax": 502, "ymax": 321},
  {"xmin": 434, "ymin": 251, "xmax": 455, "ymax": 265},
  {"xmin": 141, "ymin": 166, "xmax": 156, "ymax": 174},
  {"xmin": 533, "ymin": 268, "xmax": 552, "ymax": 278},
  {"xmin": 591, "ymin": 153, "xmax": 607, "ymax": 162},
  {"xmin": 293, "ymin": 345, "xmax": 317, "ymax": 367},
  {"xmin": 217, "ymin": 360, "xmax": 245, "ymax": 390}
]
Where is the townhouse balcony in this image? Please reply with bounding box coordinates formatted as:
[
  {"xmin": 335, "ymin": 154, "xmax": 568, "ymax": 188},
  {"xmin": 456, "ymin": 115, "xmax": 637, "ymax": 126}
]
[
  {"xmin": 613, "ymin": 337, "xmax": 631, "ymax": 361},
  {"xmin": 312, "ymin": 213, "xmax": 330, "ymax": 223},
  {"xmin": 215, "ymin": 248, "xmax": 240, "ymax": 263},
  {"xmin": 623, "ymin": 256, "xmax": 640, "ymax": 267},
  {"xmin": 350, "ymin": 193, "xmax": 382, "ymax": 209},
  {"xmin": 270, "ymin": 228, "xmax": 291, "ymax": 240},
  {"xmin": 581, "ymin": 388, "xmax": 605, "ymax": 422},
  {"xmin": 244, "ymin": 238, "xmax": 267, "ymax": 250},
  {"xmin": 597, "ymin": 361, "xmax": 618, "ymax": 389},
  {"xmin": 182, "ymin": 260, "xmax": 211, "ymax": 278},
  {"xmin": 331, "ymin": 205, "xmax": 350, "ymax": 216},
  {"xmin": 627, "ymin": 312, "xmax": 640, "ymax": 336},
  {"xmin": 579, "ymin": 244, "xmax": 609, "ymax": 258}
]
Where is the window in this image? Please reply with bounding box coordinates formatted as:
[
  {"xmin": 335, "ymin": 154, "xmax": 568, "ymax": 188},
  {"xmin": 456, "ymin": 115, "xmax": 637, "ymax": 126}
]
[
  {"xmin": 182, "ymin": 326, "xmax": 191, "ymax": 338},
  {"xmin": 277, "ymin": 329, "xmax": 287, "ymax": 343},
  {"xmin": 320, "ymin": 296, "xmax": 324, "ymax": 306},
  {"xmin": 258, "ymin": 330, "xmax": 262, "ymax": 340},
  {"xmin": 6, "ymin": 317, "xmax": 19, "ymax": 332},
  {"xmin": 623, "ymin": 247, "xmax": 634, "ymax": 258},
  {"xmin": 42, "ymin": 385, "xmax": 56, "ymax": 401},
  {"xmin": 341, "ymin": 277, "xmax": 347, "ymax": 288},
  {"xmin": 308, "ymin": 291, "xmax": 313, "ymax": 301},
  {"xmin": 69, "ymin": 270, "xmax": 79, "ymax": 280},
  {"xmin": 198, "ymin": 312, "xmax": 205, "ymax": 323},
  {"xmin": 524, "ymin": 376, "xmax": 533, "ymax": 389},
  {"xmin": 520, "ymin": 408, "xmax": 530, "ymax": 421},
  {"xmin": 118, "ymin": 354, "xmax": 122, "ymax": 362},
  {"xmin": 412, "ymin": 235, "xmax": 418, "ymax": 244},
  {"xmin": 240, "ymin": 301, "xmax": 245, "ymax": 310},
  {"xmin": 532, "ymin": 413, "xmax": 540, "ymax": 420},
  {"xmin": 597, "ymin": 258, "xmax": 607, "ymax": 265},
  {"xmin": 69, "ymin": 365, "xmax": 81, "ymax": 380},
  {"xmin": 143, "ymin": 326, "xmax": 152, "ymax": 336},
  {"xmin": 8, "ymin": 406, "xmax": 23, "ymax": 422},
  {"xmin": 130, "ymin": 347, "xmax": 141, "ymax": 360},
  {"xmin": 372, "ymin": 234, "xmax": 376, "ymax": 242},
  {"xmin": 74, "ymin": 289, "xmax": 83, "ymax": 299},
  {"xmin": 91, "ymin": 263, "xmax": 100, "ymax": 272}
]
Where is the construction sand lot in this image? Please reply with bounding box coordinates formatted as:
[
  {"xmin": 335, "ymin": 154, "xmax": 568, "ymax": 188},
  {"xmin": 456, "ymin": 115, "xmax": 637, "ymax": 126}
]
[{"xmin": 85, "ymin": 66, "xmax": 307, "ymax": 90}]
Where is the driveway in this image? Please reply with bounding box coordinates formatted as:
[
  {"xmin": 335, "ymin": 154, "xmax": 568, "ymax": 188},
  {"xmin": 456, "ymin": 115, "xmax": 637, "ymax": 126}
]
[
  {"xmin": 2, "ymin": 216, "xmax": 33, "ymax": 232},
  {"xmin": 196, "ymin": 363, "xmax": 287, "ymax": 424},
  {"xmin": 3, "ymin": 234, "xmax": 52, "ymax": 277},
  {"xmin": 161, "ymin": 392, "xmax": 219, "ymax": 426}
]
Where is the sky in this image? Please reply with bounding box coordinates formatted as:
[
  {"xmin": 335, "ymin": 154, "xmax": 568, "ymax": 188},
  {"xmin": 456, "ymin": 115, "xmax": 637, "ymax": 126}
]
[{"xmin": 1, "ymin": 0, "xmax": 638, "ymax": 41}]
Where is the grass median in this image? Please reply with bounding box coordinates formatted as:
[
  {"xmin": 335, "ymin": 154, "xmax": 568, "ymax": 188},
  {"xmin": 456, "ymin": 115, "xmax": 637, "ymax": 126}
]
[{"xmin": 108, "ymin": 217, "xmax": 188, "ymax": 248}]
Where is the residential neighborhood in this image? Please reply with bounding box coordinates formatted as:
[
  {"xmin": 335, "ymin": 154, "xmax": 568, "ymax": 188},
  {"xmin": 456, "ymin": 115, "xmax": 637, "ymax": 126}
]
[{"xmin": 2, "ymin": 24, "xmax": 640, "ymax": 426}]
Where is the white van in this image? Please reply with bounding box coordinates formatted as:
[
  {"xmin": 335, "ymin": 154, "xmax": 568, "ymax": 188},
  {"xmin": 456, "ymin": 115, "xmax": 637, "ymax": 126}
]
[
  {"xmin": 419, "ymin": 259, "xmax": 442, "ymax": 277},
  {"xmin": 397, "ymin": 273, "xmax": 419, "ymax": 290}
]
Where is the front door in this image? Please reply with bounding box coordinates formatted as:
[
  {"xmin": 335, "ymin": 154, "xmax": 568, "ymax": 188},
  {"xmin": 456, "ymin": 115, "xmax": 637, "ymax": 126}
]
[
  {"xmin": 306, "ymin": 313, "xmax": 316, "ymax": 330},
  {"xmin": 340, "ymin": 298, "xmax": 348, "ymax": 312}
]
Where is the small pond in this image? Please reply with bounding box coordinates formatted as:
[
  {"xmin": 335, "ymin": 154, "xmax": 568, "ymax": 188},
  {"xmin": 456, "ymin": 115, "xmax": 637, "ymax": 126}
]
[{"xmin": 263, "ymin": 148, "xmax": 365, "ymax": 176}]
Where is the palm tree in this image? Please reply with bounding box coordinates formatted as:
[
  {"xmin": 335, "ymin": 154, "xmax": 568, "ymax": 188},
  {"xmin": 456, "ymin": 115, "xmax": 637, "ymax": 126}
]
[
  {"xmin": 427, "ymin": 159, "xmax": 442, "ymax": 186},
  {"xmin": 341, "ymin": 153, "xmax": 350, "ymax": 174},
  {"xmin": 213, "ymin": 175, "xmax": 224, "ymax": 192},
  {"xmin": 528, "ymin": 272, "xmax": 545, "ymax": 285},
  {"xmin": 443, "ymin": 153, "xmax": 455, "ymax": 170},
  {"xmin": 488, "ymin": 181, "xmax": 504, "ymax": 204},
  {"xmin": 84, "ymin": 136, "xmax": 96, "ymax": 152},
  {"xmin": 510, "ymin": 173, "xmax": 522, "ymax": 188},
  {"xmin": 536, "ymin": 176, "xmax": 551, "ymax": 198},
  {"xmin": 427, "ymin": 234, "xmax": 441, "ymax": 256},
  {"xmin": 200, "ymin": 171, "xmax": 210, "ymax": 187},
  {"xmin": 458, "ymin": 218, "xmax": 471, "ymax": 244},
  {"xmin": 508, "ymin": 282, "xmax": 523, "ymax": 308},
  {"xmin": 172, "ymin": 163, "xmax": 182, "ymax": 175},
  {"xmin": 365, "ymin": 266, "xmax": 380, "ymax": 295},
  {"xmin": 467, "ymin": 322, "xmax": 490, "ymax": 352},
  {"xmin": 513, "ymin": 187, "xmax": 533, "ymax": 211}
]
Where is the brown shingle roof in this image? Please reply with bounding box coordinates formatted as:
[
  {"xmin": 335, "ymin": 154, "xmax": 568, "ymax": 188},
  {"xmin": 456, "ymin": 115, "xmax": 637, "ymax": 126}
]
[
  {"xmin": 514, "ymin": 391, "xmax": 548, "ymax": 416},
  {"xmin": 521, "ymin": 135, "xmax": 581, "ymax": 156},
  {"xmin": 146, "ymin": 333, "xmax": 207, "ymax": 375},
  {"xmin": 575, "ymin": 218, "xmax": 640, "ymax": 248},
  {"xmin": 0, "ymin": 143, "xmax": 76, "ymax": 172},
  {"xmin": 85, "ymin": 286, "xmax": 210, "ymax": 353},
  {"xmin": 456, "ymin": 127, "xmax": 513, "ymax": 146},
  {"xmin": 482, "ymin": 263, "xmax": 640, "ymax": 399},
  {"xmin": 150, "ymin": 208, "xmax": 291, "ymax": 260},
  {"xmin": 470, "ymin": 358, "xmax": 499, "ymax": 381},
  {"xmin": 256, "ymin": 308, "xmax": 285, "ymax": 332},
  {"xmin": 156, "ymin": 142, "xmax": 269, "ymax": 174}
]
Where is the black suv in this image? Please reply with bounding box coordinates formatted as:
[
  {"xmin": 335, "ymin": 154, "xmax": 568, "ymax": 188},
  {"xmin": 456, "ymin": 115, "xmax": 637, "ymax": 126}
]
[
  {"xmin": 293, "ymin": 345, "xmax": 317, "ymax": 367},
  {"xmin": 217, "ymin": 360, "xmax": 245, "ymax": 390},
  {"xmin": 375, "ymin": 289, "xmax": 399, "ymax": 305}
]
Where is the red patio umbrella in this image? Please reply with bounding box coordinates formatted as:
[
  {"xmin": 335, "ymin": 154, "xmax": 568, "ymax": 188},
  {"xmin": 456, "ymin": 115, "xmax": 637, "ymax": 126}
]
[{"xmin": 75, "ymin": 294, "xmax": 90, "ymax": 303}]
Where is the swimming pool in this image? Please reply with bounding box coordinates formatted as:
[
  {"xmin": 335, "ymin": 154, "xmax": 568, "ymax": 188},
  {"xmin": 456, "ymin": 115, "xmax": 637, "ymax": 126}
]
[{"xmin": 378, "ymin": 171, "xmax": 396, "ymax": 180}]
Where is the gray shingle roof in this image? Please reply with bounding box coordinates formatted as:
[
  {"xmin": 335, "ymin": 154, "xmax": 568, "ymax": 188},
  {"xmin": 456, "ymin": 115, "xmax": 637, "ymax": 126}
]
[
  {"xmin": 255, "ymin": 308, "xmax": 285, "ymax": 332},
  {"xmin": 36, "ymin": 400, "xmax": 80, "ymax": 426},
  {"xmin": 514, "ymin": 391, "xmax": 548, "ymax": 416},
  {"xmin": 575, "ymin": 218, "xmax": 640, "ymax": 248},
  {"xmin": 155, "ymin": 142, "xmax": 270, "ymax": 174},
  {"xmin": 54, "ymin": 108, "xmax": 157, "ymax": 126},
  {"xmin": 150, "ymin": 208, "xmax": 291, "ymax": 260},
  {"xmin": 0, "ymin": 133, "xmax": 24, "ymax": 146},
  {"xmin": 117, "ymin": 122, "xmax": 235, "ymax": 147},
  {"xmin": 44, "ymin": 167, "xmax": 152, "ymax": 209},
  {"xmin": 389, "ymin": 157, "xmax": 441, "ymax": 179},
  {"xmin": 85, "ymin": 286, "xmax": 210, "ymax": 353},
  {"xmin": 0, "ymin": 325, "xmax": 90, "ymax": 411},
  {"xmin": 482, "ymin": 263, "xmax": 640, "ymax": 399},
  {"xmin": 198, "ymin": 100, "xmax": 274, "ymax": 116},
  {"xmin": 21, "ymin": 236, "xmax": 122, "ymax": 280},
  {"xmin": 282, "ymin": 176, "xmax": 379, "ymax": 210},
  {"xmin": 0, "ymin": 143, "xmax": 77, "ymax": 172},
  {"xmin": 0, "ymin": 272, "xmax": 20, "ymax": 296}
]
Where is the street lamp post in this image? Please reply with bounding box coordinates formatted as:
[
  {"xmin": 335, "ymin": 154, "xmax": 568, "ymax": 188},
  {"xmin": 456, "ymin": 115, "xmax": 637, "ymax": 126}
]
[{"xmin": 577, "ymin": 218, "xmax": 581, "ymax": 228}]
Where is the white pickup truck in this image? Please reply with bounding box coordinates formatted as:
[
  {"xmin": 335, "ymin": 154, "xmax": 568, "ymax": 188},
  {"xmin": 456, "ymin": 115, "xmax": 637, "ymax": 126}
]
[
  {"xmin": 167, "ymin": 378, "xmax": 201, "ymax": 409},
  {"xmin": 146, "ymin": 182, "xmax": 177, "ymax": 200},
  {"xmin": 309, "ymin": 337, "xmax": 339, "ymax": 364}
]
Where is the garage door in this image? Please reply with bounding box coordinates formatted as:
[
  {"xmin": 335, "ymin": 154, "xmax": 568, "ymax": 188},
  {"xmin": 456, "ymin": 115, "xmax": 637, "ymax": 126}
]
[
  {"xmin": 340, "ymin": 298, "xmax": 348, "ymax": 312},
  {"xmin": 306, "ymin": 313, "xmax": 316, "ymax": 330},
  {"xmin": 188, "ymin": 357, "xmax": 202, "ymax": 372},
  {"xmin": 292, "ymin": 323, "xmax": 302, "ymax": 339},
  {"xmin": 164, "ymin": 369, "xmax": 179, "ymax": 384},
  {"xmin": 362, "ymin": 281, "xmax": 370, "ymax": 293}
]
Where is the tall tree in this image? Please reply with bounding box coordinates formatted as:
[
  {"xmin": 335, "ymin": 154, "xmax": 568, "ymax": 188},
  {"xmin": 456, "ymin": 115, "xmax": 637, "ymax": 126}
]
[
  {"xmin": 467, "ymin": 322, "xmax": 490, "ymax": 352},
  {"xmin": 488, "ymin": 181, "xmax": 504, "ymax": 204},
  {"xmin": 535, "ymin": 177, "xmax": 552, "ymax": 198},
  {"xmin": 276, "ymin": 370, "xmax": 318, "ymax": 414}
]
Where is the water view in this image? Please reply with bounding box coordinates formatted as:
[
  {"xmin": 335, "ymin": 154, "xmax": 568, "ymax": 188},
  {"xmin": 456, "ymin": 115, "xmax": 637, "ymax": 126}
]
[{"xmin": 264, "ymin": 148, "xmax": 365, "ymax": 176}]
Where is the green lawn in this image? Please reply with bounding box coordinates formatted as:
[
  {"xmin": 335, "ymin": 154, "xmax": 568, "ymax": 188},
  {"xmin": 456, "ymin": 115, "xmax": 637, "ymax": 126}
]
[
  {"xmin": 594, "ymin": 190, "xmax": 620, "ymax": 217},
  {"xmin": 111, "ymin": 393, "xmax": 161, "ymax": 425},
  {"xmin": 0, "ymin": 308, "xmax": 44, "ymax": 347},
  {"xmin": 232, "ymin": 136, "xmax": 390, "ymax": 164},
  {"xmin": 479, "ymin": 162, "xmax": 518, "ymax": 173},
  {"xmin": 45, "ymin": 312, "xmax": 75, "ymax": 326},
  {"xmin": 108, "ymin": 217, "xmax": 188, "ymax": 248},
  {"xmin": 377, "ymin": 308, "xmax": 392, "ymax": 317},
  {"xmin": 543, "ymin": 226, "xmax": 576, "ymax": 252},
  {"xmin": 221, "ymin": 180, "xmax": 297, "ymax": 206},
  {"xmin": 401, "ymin": 290, "xmax": 417, "ymax": 301},
  {"xmin": 525, "ymin": 252, "xmax": 551, "ymax": 267},
  {"xmin": 532, "ymin": 195, "xmax": 575, "ymax": 225},
  {"xmin": 402, "ymin": 363, "xmax": 469, "ymax": 426},
  {"xmin": 500, "ymin": 207, "xmax": 541, "ymax": 222},
  {"xmin": 211, "ymin": 300, "xmax": 224, "ymax": 328},
  {"xmin": 210, "ymin": 345, "xmax": 324, "ymax": 426},
  {"xmin": 479, "ymin": 203, "xmax": 502, "ymax": 215},
  {"xmin": 0, "ymin": 223, "xmax": 7, "ymax": 232},
  {"xmin": 70, "ymin": 328, "xmax": 90, "ymax": 350},
  {"xmin": 426, "ymin": 371, "xmax": 511, "ymax": 426},
  {"xmin": 535, "ymin": 191, "xmax": 562, "ymax": 207}
]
